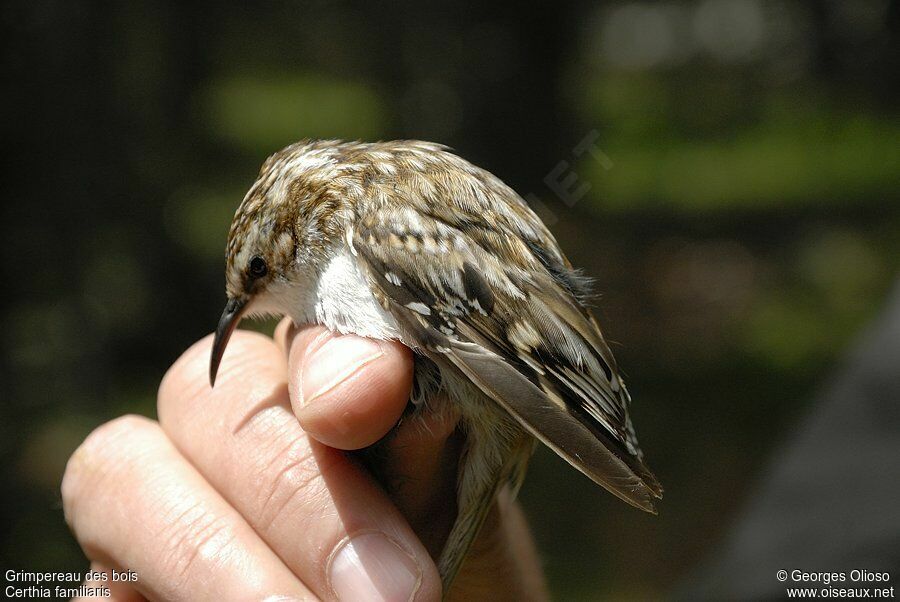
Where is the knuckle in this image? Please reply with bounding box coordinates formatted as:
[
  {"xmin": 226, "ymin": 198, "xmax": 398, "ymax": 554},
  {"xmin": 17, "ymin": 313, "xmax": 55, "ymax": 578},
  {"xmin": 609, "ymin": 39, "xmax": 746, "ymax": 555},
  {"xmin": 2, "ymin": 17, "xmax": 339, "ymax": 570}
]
[
  {"xmin": 83, "ymin": 414, "xmax": 156, "ymax": 461},
  {"xmin": 158, "ymin": 341, "xmax": 211, "ymax": 408},
  {"xmin": 255, "ymin": 433, "xmax": 341, "ymax": 535},
  {"xmin": 61, "ymin": 415, "xmax": 157, "ymax": 527},
  {"xmin": 156, "ymin": 501, "xmax": 237, "ymax": 586},
  {"xmin": 257, "ymin": 443, "xmax": 326, "ymax": 533}
]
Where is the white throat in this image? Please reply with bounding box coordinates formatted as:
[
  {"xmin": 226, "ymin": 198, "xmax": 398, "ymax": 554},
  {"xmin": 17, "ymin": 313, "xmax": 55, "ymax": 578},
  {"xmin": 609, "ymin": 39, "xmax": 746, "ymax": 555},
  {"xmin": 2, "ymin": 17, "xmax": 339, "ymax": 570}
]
[{"xmin": 253, "ymin": 247, "xmax": 400, "ymax": 340}]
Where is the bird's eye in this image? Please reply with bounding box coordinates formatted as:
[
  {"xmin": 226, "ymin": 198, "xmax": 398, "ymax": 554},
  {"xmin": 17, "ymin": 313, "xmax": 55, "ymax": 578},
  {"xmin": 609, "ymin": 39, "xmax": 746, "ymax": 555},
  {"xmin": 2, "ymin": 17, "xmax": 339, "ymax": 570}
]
[{"xmin": 248, "ymin": 256, "xmax": 268, "ymax": 279}]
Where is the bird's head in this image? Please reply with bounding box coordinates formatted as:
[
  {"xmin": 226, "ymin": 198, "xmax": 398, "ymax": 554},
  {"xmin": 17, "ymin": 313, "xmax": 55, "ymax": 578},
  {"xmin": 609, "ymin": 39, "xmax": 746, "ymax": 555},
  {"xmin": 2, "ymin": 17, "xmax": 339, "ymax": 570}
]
[{"xmin": 209, "ymin": 140, "xmax": 352, "ymax": 386}]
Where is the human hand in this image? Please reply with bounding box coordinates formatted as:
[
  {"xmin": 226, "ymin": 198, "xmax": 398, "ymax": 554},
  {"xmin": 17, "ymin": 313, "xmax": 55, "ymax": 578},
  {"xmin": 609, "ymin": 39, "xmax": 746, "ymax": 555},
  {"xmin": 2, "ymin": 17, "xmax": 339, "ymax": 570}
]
[{"xmin": 62, "ymin": 320, "xmax": 548, "ymax": 601}]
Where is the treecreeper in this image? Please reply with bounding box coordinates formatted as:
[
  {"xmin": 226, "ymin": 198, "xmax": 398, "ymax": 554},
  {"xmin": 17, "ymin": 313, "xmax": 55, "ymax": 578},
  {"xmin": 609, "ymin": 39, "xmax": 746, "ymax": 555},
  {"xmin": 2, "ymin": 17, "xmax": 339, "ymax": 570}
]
[{"xmin": 209, "ymin": 139, "xmax": 662, "ymax": 596}]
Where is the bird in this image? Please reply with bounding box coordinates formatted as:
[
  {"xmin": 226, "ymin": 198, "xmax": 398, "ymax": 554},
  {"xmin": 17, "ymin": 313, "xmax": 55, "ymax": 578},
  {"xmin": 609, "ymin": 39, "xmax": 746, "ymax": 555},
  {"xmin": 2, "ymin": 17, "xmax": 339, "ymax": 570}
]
[{"xmin": 209, "ymin": 139, "xmax": 662, "ymax": 596}]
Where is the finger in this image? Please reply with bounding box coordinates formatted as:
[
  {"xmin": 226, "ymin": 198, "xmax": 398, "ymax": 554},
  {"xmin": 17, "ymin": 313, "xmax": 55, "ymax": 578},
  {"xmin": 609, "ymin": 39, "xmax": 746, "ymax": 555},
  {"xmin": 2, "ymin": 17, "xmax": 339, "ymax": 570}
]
[
  {"xmin": 73, "ymin": 562, "xmax": 146, "ymax": 602},
  {"xmin": 371, "ymin": 400, "xmax": 463, "ymax": 555},
  {"xmin": 277, "ymin": 321, "xmax": 535, "ymax": 594},
  {"xmin": 284, "ymin": 325, "xmax": 414, "ymax": 450},
  {"xmin": 62, "ymin": 415, "xmax": 314, "ymax": 602},
  {"xmin": 159, "ymin": 332, "xmax": 441, "ymax": 602},
  {"xmin": 282, "ymin": 323, "xmax": 463, "ymax": 544}
]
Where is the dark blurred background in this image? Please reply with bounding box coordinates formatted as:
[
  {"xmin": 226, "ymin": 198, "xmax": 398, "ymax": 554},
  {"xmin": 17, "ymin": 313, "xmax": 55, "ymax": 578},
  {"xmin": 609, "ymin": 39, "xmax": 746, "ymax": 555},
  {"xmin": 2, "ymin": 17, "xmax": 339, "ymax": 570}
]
[{"xmin": 2, "ymin": 1, "xmax": 899, "ymax": 599}]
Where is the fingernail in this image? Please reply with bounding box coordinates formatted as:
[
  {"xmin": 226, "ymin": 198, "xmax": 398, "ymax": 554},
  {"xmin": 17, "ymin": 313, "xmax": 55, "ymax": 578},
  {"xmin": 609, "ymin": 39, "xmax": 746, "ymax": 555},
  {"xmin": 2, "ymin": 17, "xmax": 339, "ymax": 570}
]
[
  {"xmin": 301, "ymin": 335, "xmax": 383, "ymax": 405},
  {"xmin": 328, "ymin": 532, "xmax": 422, "ymax": 602}
]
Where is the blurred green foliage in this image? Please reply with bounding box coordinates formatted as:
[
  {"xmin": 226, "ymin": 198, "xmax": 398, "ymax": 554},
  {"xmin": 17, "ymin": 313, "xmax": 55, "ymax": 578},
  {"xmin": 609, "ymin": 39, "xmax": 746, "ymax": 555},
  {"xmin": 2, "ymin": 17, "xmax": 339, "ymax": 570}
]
[
  {"xmin": 2, "ymin": 1, "xmax": 898, "ymax": 599},
  {"xmin": 201, "ymin": 73, "xmax": 387, "ymax": 151},
  {"xmin": 588, "ymin": 94, "xmax": 900, "ymax": 211}
]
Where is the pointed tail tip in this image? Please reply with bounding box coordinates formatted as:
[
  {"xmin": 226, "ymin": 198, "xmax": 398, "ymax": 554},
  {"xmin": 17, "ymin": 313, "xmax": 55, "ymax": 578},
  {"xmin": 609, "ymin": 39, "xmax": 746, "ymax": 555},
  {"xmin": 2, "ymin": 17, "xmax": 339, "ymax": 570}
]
[
  {"xmin": 630, "ymin": 478, "xmax": 663, "ymax": 515},
  {"xmin": 634, "ymin": 493, "xmax": 659, "ymax": 515},
  {"xmin": 638, "ymin": 465, "xmax": 664, "ymax": 498}
]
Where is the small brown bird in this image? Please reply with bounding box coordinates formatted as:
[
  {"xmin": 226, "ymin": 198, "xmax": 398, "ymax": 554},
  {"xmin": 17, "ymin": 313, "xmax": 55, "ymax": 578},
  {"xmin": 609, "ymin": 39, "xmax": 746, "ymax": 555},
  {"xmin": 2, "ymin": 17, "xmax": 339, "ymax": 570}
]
[{"xmin": 210, "ymin": 140, "xmax": 661, "ymax": 595}]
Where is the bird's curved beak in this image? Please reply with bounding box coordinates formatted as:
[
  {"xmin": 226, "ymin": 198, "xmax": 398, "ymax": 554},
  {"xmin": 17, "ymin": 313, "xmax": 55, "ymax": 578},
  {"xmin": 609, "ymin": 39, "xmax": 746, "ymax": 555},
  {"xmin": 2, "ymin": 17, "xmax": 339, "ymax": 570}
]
[{"xmin": 209, "ymin": 296, "xmax": 248, "ymax": 387}]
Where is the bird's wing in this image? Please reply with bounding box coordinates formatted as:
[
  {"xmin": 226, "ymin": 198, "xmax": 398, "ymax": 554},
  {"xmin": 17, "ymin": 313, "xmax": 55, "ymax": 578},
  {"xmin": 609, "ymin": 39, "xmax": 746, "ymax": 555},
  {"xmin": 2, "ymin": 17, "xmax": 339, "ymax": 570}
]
[{"xmin": 351, "ymin": 203, "xmax": 662, "ymax": 512}]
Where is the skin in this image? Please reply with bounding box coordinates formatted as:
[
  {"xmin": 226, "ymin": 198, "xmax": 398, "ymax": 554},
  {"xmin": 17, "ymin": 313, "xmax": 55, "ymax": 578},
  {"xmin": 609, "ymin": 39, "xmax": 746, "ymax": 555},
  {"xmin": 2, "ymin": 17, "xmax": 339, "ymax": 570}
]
[{"xmin": 61, "ymin": 319, "xmax": 550, "ymax": 601}]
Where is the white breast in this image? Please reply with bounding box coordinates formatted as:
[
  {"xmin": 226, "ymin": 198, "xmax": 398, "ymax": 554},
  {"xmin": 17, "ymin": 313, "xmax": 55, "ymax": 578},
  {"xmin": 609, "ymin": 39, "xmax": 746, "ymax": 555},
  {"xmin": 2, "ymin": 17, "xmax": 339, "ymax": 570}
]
[{"xmin": 312, "ymin": 248, "xmax": 401, "ymax": 339}]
